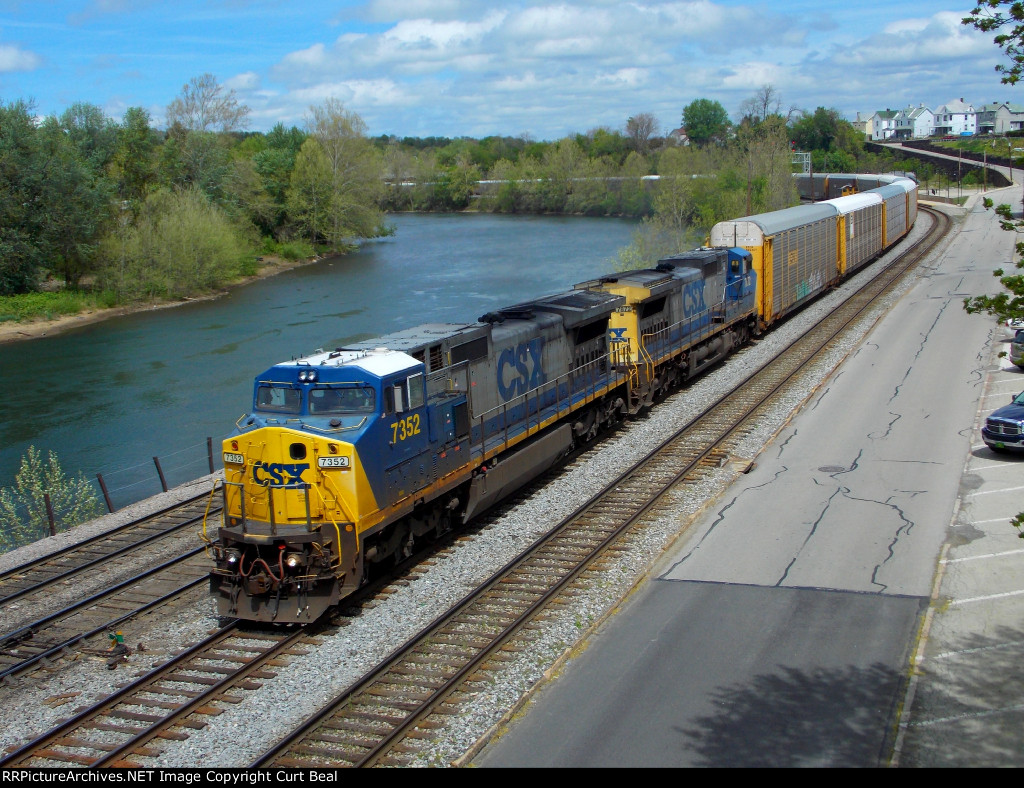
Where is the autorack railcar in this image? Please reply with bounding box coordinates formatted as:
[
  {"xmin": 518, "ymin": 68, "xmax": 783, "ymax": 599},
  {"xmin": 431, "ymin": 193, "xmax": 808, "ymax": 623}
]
[{"xmin": 711, "ymin": 175, "xmax": 918, "ymax": 331}]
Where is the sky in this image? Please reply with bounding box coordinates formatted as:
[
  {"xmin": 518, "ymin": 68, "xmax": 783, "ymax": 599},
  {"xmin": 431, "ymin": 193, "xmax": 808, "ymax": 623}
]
[{"xmin": 0, "ymin": 1, "xmax": 1014, "ymax": 141}]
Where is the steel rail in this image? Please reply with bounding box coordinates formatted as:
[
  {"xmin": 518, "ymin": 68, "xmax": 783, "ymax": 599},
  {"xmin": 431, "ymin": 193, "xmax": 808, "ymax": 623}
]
[
  {"xmin": 0, "ymin": 495, "xmax": 220, "ymax": 607},
  {"xmin": 0, "ymin": 547, "xmax": 209, "ymax": 681}
]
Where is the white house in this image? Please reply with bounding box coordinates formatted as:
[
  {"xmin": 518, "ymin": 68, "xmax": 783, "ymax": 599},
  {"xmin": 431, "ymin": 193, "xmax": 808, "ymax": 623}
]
[
  {"xmin": 893, "ymin": 105, "xmax": 935, "ymax": 139},
  {"xmin": 870, "ymin": 109, "xmax": 899, "ymax": 140},
  {"xmin": 933, "ymin": 98, "xmax": 976, "ymax": 136}
]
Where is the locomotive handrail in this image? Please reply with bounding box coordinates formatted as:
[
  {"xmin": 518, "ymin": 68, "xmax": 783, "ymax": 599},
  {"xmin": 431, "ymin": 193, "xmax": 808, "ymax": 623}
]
[
  {"xmin": 473, "ymin": 355, "xmax": 625, "ymax": 459},
  {"xmin": 311, "ymin": 481, "xmax": 349, "ymax": 569},
  {"xmin": 318, "ymin": 472, "xmax": 358, "ymax": 528}
]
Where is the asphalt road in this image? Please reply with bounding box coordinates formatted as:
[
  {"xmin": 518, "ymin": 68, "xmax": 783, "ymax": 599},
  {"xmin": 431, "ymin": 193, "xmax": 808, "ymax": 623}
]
[{"xmin": 474, "ymin": 189, "xmax": 1024, "ymax": 768}]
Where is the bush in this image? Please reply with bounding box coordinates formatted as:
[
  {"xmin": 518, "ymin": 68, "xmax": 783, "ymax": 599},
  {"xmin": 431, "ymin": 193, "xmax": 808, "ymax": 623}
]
[
  {"xmin": 96, "ymin": 186, "xmax": 249, "ymax": 300},
  {"xmin": 0, "ymin": 446, "xmax": 101, "ymax": 553},
  {"xmin": 0, "ymin": 290, "xmax": 103, "ymax": 323},
  {"xmin": 259, "ymin": 237, "xmax": 316, "ymax": 261}
]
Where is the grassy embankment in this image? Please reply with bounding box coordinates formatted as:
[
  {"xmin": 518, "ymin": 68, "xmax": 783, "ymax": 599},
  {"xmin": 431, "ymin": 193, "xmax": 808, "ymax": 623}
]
[{"xmin": 0, "ymin": 238, "xmax": 318, "ymax": 326}]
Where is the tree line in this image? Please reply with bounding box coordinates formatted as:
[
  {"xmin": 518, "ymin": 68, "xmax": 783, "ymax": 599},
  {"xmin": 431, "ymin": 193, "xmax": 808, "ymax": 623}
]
[{"xmin": 0, "ymin": 76, "xmax": 904, "ymax": 306}]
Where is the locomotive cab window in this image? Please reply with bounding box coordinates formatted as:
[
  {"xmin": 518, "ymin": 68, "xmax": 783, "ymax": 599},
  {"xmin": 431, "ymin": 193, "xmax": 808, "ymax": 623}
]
[
  {"xmin": 256, "ymin": 385, "xmax": 301, "ymax": 414},
  {"xmin": 386, "ymin": 375, "xmax": 425, "ymax": 414},
  {"xmin": 308, "ymin": 386, "xmax": 375, "ymax": 415},
  {"xmin": 407, "ymin": 373, "xmax": 425, "ymax": 409}
]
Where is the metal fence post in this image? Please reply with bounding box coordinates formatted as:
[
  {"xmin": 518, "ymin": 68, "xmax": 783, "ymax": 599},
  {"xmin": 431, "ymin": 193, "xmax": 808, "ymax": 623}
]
[
  {"xmin": 153, "ymin": 457, "xmax": 168, "ymax": 492},
  {"xmin": 44, "ymin": 493, "xmax": 56, "ymax": 536},
  {"xmin": 96, "ymin": 474, "xmax": 115, "ymax": 513}
]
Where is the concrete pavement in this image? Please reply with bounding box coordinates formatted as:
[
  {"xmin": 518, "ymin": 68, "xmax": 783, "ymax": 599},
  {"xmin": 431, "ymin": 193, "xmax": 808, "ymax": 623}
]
[{"xmin": 892, "ymin": 316, "xmax": 1024, "ymax": 767}]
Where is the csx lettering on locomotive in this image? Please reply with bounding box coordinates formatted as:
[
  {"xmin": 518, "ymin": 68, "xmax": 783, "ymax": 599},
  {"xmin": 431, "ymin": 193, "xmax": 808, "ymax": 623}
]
[
  {"xmin": 497, "ymin": 338, "xmax": 545, "ymax": 400},
  {"xmin": 682, "ymin": 281, "xmax": 706, "ymax": 318},
  {"xmin": 251, "ymin": 462, "xmax": 309, "ymax": 486}
]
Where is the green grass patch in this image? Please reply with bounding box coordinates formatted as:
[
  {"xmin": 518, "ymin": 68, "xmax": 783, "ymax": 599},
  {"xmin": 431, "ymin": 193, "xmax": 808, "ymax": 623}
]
[
  {"xmin": 260, "ymin": 238, "xmax": 316, "ymax": 261},
  {"xmin": 0, "ymin": 291, "xmax": 107, "ymax": 323}
]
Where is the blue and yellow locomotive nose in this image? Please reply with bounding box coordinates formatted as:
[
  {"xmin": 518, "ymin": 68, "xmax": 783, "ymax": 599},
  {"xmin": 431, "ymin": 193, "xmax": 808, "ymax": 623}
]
[{"xmin": 207, "ymin": 349, "xmax": 412, "ymax": 622}]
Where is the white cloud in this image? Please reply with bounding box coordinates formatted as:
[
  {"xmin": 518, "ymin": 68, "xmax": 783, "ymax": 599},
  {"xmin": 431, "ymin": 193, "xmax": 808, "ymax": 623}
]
[
  {"xmin": 225, "ymin": 71, "xmax": 261, "ymax": 91},
  {"xmin": 366, "ymin": 0, "xmax": 474, "ymax": 23},
  {"xmin": 0, "ymin": 43, "xmax": 41, "ymax": 72}
]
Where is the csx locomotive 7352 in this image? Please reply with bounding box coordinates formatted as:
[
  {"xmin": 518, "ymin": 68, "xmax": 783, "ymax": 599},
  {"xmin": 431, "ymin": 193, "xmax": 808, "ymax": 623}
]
[{"xmin": 203, "ymin": 173, "xmax": 918, "ymax": 623}]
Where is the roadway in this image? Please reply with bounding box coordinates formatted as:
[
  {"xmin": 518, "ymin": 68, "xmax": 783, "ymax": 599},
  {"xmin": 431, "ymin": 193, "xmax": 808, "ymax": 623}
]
[{"xmin": 472, "ymin": 186, "xmax": 1024, "ymax": 767}]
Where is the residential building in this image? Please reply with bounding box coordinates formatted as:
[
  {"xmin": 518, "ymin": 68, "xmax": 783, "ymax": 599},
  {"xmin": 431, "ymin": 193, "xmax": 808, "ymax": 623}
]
[
  {"xmin": 893, "ymin": 105, "xmax": 935, "ymax": 139},
  {"xmin": 976, "ymin": 102, "xmax": 1024, "ymax": 134},
  {"xmin": 870, "ymin": 109, "xmax": 899, "ymax": 141},
  {"xmin": 933, "ymin": 98, "xmax": 977, "ymax": 136},
  {"xmin": 851, "ymin": 112, "xmax": 874, "ymax": 140}
]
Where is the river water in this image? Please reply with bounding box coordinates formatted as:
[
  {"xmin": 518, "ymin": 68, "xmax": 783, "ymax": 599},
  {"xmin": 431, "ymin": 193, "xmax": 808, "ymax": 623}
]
[{"xmin": 0, "ymin": 213, "xmax": 637, "ymax": 509}]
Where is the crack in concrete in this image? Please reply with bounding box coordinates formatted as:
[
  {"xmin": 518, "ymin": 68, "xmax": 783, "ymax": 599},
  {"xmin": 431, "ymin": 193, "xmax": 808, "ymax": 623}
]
[
  {"xmin": 841, "ymin": 488, "xmax": 916, "ymax": 594},
  {"xmin": 774, "ymin": 429, "xmax": 798, "ymax": 459},
  {"xmin": 771, "ymin": 449, "xmax": 919, "ymax": 594},
  {"xmin": 776, "ymin": 486, "xmax": 844, "ymax": 587},
  {"xmin": 871, "ymin": 411, "xmax": 902, "ymax": 441},
  {"xmin": 660, "ymin": 465, "xmax": 790, "ymax": 576},
  {"xmin": 887, "ymin": 299, "xmax": 951, "ymax": 408}
]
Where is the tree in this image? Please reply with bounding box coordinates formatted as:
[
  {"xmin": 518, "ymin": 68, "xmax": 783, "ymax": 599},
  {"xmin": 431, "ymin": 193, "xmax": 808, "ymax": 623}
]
[
  {"xmin": 166, "ymin": 73, "xmax": 250, "ymax": 132},
  {"xmin": 789, "ymin": 107, "xmax": 862, "ymax": 171},
  {"xmin": 964, "ymin": 203, "xmax": 1024, "ymax": 323},
  {"xmin": 111, "ymin": 107, "xmax": 157, "ymax": 208},
  {"xmin": 963, "ymin": 2, "xmax": 1024, "ymax": 85},
  {"xmin": 58, "ymin": 102, "xmax": 118, "ymax": 170},
  {"xmin": 626, "ymin": 113, "xmax": 659, "ymax": 155},
  {"xmin": 96, "ymin": 186, "xmax": 248, "ymax": 300},
  {"xmin": 0, "ymin": 446, "xmax": 101, "ymax": 553},
  {"xmin": 286, "ymin": 138, "xmax": 334, "ymax": 244},
  {"xmin": 160, "ymin": 125, "xmax": 231, "ymax": 202},
  {"xmin": 0, "ymin": 99, "xmax": 46, "ymax": 294},
  {"xmin": 35, "ymin": 116, "xmax": 115, "ymax": 288},
  {"xmin": 294, "ymin": 99, "xmax": 385, "ymax": 248},
  {"xmin": 682, "ymin": 99, "xmax": 731, "ymax": 147}
]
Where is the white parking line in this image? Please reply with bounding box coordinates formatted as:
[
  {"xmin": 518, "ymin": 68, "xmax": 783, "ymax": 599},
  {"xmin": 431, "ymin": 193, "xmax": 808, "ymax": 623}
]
[
  {"xmin": 942, "ymin": 549, "xmax": 1024, "ymax": 564},
  {"xmin": 970, "ymin": 461, "xmax": 1024, "ymax": 470},
  {"xmin": 965, "ymin": 484, "xmax": 1024, "ymax": 498},
  {"xmin": 906, "ymin": 703, "xmax": 1024, "ymax": 727},
  {"xmin": 987, "ymin": 388, "xmax": 1022, "ymax": 395},
  {"xmin": 932, "ymin": 639, "xmax": 1024, "ymax": 660},
  {"xmin": 949, "ymin": 588, "xmax": 1024, "ymax": 606},
  {"xmin": 955, "ymin": 516, "xmax": 1019, "ymax": 526}
]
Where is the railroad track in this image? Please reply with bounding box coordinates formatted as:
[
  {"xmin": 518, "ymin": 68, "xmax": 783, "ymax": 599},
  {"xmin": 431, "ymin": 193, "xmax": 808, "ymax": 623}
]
[
  {"xmin": 246, "ymin": 207, "xmax": 951, "ymax": 768},
  {"xmin": 0, "ymin": 547, "xmax": 211, "ymax": 681},
  {"xmin": 0, "ymin": 620, "xmax": 320, "ymax": 768},
  {"xmin": 0, "ymin": 491, "xmax": 220, "ymax": 615}
]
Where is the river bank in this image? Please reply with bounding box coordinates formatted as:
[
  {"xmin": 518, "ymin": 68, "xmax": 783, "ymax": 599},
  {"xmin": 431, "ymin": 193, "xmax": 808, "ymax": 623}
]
[{"xmin": 0, "ymin": 253, "xmax": 326, "ymax": 345}]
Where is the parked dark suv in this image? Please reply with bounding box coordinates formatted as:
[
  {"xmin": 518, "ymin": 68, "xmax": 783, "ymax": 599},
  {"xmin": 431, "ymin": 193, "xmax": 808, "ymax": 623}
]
[
  {"xmin": 983, "ymin": 391, "xmax": 1024, "ymax": 452},
  {"xmin": 1012, "ymin": 329, "xmax": 1024, "ymax": 369}
]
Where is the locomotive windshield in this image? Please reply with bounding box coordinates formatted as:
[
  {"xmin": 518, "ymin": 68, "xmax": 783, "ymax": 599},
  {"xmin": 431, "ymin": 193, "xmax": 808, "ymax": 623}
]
[
  {"xmin": 255, "ymin": 385, "xmax": 301, "ymax": 414},
  {"xmin": 254, "ymin": 384, "xmax": 376, "ymax": 416},
  {"xmin": 309, "ymin": 385, "xmax": 376, "ymax": 415}
]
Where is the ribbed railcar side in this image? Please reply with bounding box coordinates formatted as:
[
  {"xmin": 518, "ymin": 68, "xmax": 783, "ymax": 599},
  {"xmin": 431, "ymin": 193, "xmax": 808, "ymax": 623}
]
[
  {"xmin": 876, "ymin": 183, "xmax": 911, "ymax": 247},
  {"xmin": 821, "ymin": 192, "xmax": 884, "ymax": 275},
  {"xmin": 709, "ymin": 204, "xmax": 839, "ymax": 329}
]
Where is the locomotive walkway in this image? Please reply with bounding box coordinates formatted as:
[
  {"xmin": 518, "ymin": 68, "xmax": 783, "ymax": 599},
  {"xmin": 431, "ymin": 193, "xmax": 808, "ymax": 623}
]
[{"xmin": 472, "ymin": 186, "xmax": 1024, "ymax": 767}]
